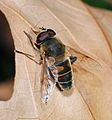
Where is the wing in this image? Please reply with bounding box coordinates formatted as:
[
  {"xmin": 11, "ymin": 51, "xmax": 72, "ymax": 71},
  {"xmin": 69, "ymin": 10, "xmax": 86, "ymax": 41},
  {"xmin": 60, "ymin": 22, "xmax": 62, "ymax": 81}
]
[
  {"xmin": 65, "ymin": 45, "xmax": 101, "ymax": 66},
  {"xmin": 40, "ymin": 56, "xmax": 56, "ymax": 103}
]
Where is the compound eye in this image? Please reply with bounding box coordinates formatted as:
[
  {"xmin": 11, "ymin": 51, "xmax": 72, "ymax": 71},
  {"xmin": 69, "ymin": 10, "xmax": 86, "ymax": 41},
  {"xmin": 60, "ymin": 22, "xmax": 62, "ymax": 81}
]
[
  {"xmin": 36, "ymin": 32, "xmax": 49, "ymax": 44},
  {"xmin": 36, "ymin": 29, "xmax": 56, "ymax": 44},
  {"xmin": 47, "ymin": 29, "xmax": 56, "ymax": 37}
]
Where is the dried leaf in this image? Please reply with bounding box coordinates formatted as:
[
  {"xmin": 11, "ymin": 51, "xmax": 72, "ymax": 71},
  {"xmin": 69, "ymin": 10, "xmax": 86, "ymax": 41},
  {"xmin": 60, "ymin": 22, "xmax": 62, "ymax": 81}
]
[{"xmin": 0, "ymin": 0, "xmax": 112, "ymax": 120}]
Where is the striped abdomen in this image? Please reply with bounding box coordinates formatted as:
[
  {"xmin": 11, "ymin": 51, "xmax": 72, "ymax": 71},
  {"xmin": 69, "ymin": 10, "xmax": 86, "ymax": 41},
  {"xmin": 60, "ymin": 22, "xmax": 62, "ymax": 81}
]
[{"xmin": 54, "ymin": 57, "xmax": 73, "ymax": 90}]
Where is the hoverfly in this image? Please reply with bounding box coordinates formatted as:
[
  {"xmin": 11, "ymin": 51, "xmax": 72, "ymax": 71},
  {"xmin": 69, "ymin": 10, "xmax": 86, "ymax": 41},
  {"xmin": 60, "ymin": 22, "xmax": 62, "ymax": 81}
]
[{"xmin": 16, "ymin": 27, "xmax": 77, "ymax": 103}]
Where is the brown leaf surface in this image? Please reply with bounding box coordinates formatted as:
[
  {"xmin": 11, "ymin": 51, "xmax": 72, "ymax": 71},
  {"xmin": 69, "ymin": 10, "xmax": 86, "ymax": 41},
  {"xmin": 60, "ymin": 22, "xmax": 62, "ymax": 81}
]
[{"xmin": 0, "ymin": 0, "xmax": 112, "ymax": 120}]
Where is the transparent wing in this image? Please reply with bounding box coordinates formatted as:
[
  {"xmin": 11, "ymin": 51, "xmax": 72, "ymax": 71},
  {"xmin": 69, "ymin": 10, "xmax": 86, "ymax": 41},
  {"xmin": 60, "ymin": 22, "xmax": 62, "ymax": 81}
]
[
  {"xmin": 65, "ymin": 45, "xmax": 101, "ymax": 66},
  {"xmin": 41, "ymin": 56, "xmax": 57, "ymax": 103}
]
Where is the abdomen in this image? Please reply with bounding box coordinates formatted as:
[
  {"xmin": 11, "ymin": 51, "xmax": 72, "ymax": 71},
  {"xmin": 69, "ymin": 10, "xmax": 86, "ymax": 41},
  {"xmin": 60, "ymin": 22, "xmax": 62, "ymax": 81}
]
[{"xmin": 54, "ymin": 57, "xmax": 73, "ymax": 90}]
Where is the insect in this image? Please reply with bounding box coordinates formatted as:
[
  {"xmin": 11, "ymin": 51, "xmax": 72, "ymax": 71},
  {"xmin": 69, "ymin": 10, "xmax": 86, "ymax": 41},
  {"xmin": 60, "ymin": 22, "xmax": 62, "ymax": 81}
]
[{"xmin": 17, "ymin": 27, "xmax": 77, "ymax": 103}]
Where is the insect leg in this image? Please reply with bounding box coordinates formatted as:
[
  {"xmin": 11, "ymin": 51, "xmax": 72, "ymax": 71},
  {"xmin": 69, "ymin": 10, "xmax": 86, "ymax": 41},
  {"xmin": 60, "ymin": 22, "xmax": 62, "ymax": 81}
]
[
  {"xmin": 49, "ymin": 65, "xmax": 64, "ymax": 91},
  {"xmin": 39, "ymin": 27, "xmax": 47, "ymax": 31},
  {"xmin": 31, "ymin": 28, "xmax": 40, "ymax": 35},
  {"xmin": 56, "ymin": 81, "xmax": 64, "ymax": 91},
  {"xmin": 15, "ymin": 49, "xmax": 41, "ymax": 64},
  {"xmin": 15, "ymin": 50, "xmax": 34, "ymax": 57},
  {"xmin": 23, "ymin": 31, "xmax": 37, "ymax": 50},
  {"xmin": 40, "ymin": 57, "xmax": 45, "ymax": 98},
  {"xmin": 23, "ymin": 31, "xmax": 43, "ymax": 64}
]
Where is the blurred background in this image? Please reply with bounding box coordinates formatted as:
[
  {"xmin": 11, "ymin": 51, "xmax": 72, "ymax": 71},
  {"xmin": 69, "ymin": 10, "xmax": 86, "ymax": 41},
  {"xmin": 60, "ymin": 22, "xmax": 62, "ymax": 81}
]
[{"xmin": 82, "ymin": 0, "xmax": 112, "ymax": 10}]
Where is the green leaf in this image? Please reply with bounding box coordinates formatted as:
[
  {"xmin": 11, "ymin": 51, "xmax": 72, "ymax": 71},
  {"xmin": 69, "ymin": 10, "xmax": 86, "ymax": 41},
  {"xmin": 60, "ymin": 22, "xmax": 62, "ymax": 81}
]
[{"xmin": 82, "ymin": 0, "xmax": 112, "ymax": 10}]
